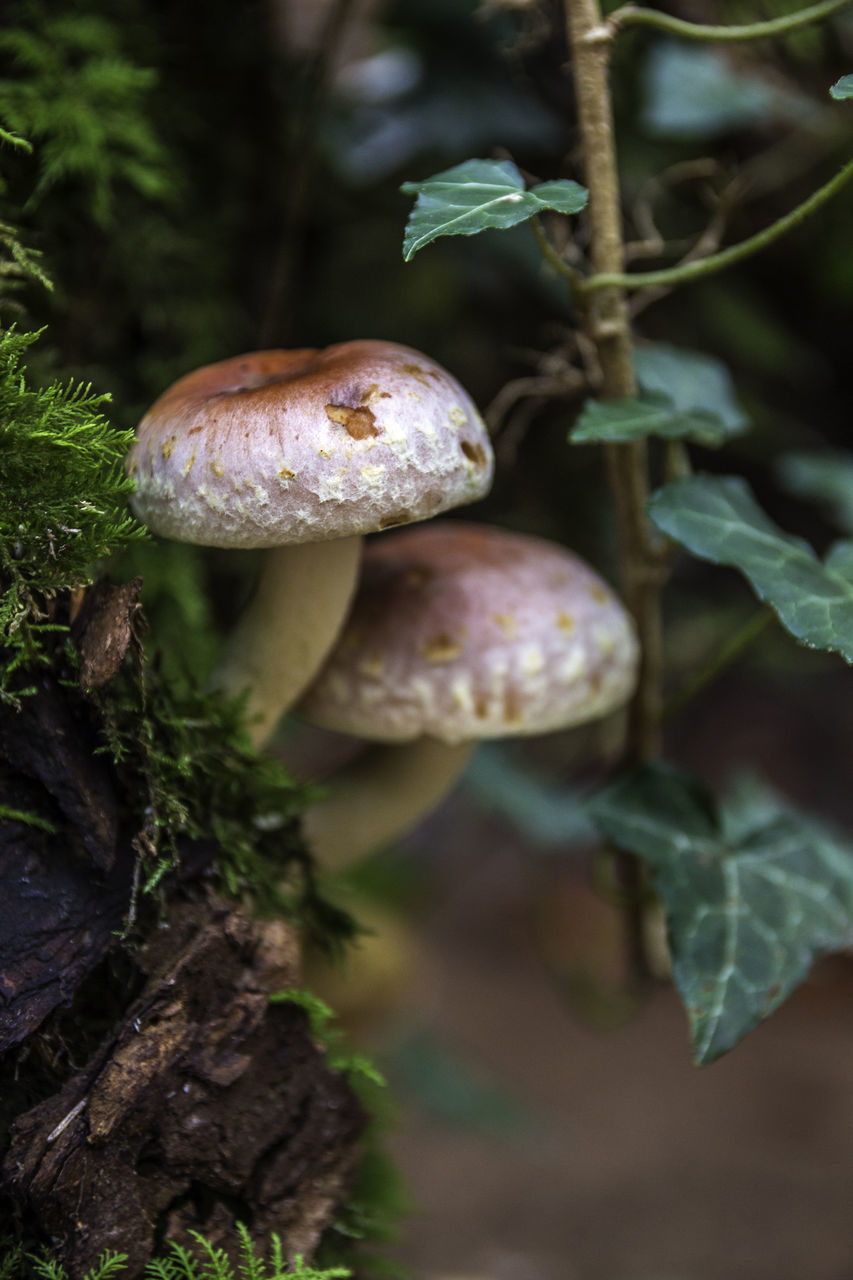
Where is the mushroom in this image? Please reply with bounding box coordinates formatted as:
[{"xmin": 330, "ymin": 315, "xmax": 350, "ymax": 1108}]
[
  {"xmin": 126, "ymin": 341, "xmax": 494, "ymax": 745},
  {"xmin": 296, "ymin": 521, "xmax": 639, "ymax": 869}
]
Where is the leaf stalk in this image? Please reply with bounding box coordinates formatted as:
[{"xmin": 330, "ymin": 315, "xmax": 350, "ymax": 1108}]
[
  {"xmin": 582, "ymin": 157, "xmax": 853, "ymax": 294},
  {"xmin": 609, "ymin": 0, "xmax": 852, "ymax": 43}
]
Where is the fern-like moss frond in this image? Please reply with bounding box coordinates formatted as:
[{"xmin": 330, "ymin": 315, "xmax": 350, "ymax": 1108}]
[
  {"xmin": 0, "ymin": 7, "xmax": 172, "ymax": 226},
  {"xmin": 0, "ymin": 326, "xmax": 143, "ymax": 660},
  {"xmin": 0, "ymin": 1229, "xmax": 351, "ymax": 1280}
]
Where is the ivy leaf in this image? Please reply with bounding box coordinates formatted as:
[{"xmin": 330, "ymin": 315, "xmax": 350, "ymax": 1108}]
[
  {"xmin": 586, "ymin": 763, "xmax": 853, "ymax": 1064},
  {"xmin": 830, "ymin": 75, "xmax": 853, "ymax": 101},
  {"xmin": 400, "ymin": 158, "xmax": 587, "ymax": 261},
  {"xmin": 641, "ymin": 43, "xmax": 814, "ymax": 138},
  {"xmin": 824, "ymin": 539, "xmax": 853, "ymax": 582},
  {"xmin": 777, "ymin": 449, "xmax": 853, "ymax": 536},
  {"xmin": 571, "ymin": 393, "xmax": 734, "ymax": 446},
  {"xmin": 634, "ymin": 344, "xmax": 748, "ymax": 435},
  {"xmin": 648, "ymin": 474, "xmax": 853, "ymax": 662},
  {"xmin": 571, "ymin": 345, "xmax": 748, "ymax": 446}
]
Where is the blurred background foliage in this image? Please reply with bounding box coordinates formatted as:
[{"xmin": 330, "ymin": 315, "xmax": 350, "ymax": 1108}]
[{"xmin": 2, "ymin": 0, "xmax": 851, "ymax": 693}]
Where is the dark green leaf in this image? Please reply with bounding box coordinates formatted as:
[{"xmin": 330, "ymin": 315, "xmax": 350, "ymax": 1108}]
[
  {"xmin": 648, "ymin": 474, "xmax": 853, "ymax": 662},
  {"xmin": 777, "ymin": 450, "xmax": 853, "ymax": 534},
  {"xmin": 634, "ymin": 344, "xmax": 748, "ymax": 435},
  {"xmin": 571, "ymin": 394, "xmax": 734, "ymax": 446},
  {"xmin": 830, "ymin": 75, "xmax": 853, "ymax": 100},
  {"xmin": 587, "ymin": 764, "xmax": 853, "ymax": 1064},
  {"xmin": 571, "ymin": 345, "xmax": 748, "ymax": 446},
  {"xmin": 824, "ymin": 540, "xmax": 853, "ymax": 582},
  {"xmin": 642, "ymin": 43, "xmax": 813, "ymax": 139},
  {"xmin": 400, "ymin": 158, "xmax": 587, "ymax": 261}
]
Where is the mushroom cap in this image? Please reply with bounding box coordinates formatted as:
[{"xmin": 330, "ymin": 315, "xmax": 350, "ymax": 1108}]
[
  {"xmin": 298, "ymin": 522, "xmax": 639, "ymax": 744},
  {"xmin": 126, "ymin": 341, "xmax": 493, "ymax": 548}
]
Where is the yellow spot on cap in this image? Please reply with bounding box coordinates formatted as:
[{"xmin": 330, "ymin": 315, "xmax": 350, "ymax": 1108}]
[
  {"xmin": 161, "ymin": 439, "xmax": 175, "ymax": 460},
  {"xmin": 592, "ymin": 625, "xmax": 616, "ymax": 656},
  {"xmin": 421, "ymin": 632, "xmax": 464, "ymax": 663},
  {"xmin": 279, "ymin": 465, "xmax": 295, "ymax": 479},
  {"xmin": 451, "ymin": 676, "xmax": 474, "ymax": 713},
  {"xmin": 210, "ymin": 458, "xmax": 224, "ymax": 478},
  {"xmin": 503, "ymin": 688, "xmax": 523, "ymax": 724},
  {"xmin": 491, "ymin": 613, "xmax": 517, "ymax": 638},
  {"xmin": 359, "ymin": 653, "xmax": 384, "ymax": 677},
  {"xmin": 449, "ymin": 406, "xmax": 467, "ymax": 427},
  {"xmin": 183, "ymin": 453, "xmax": 196, "ymax": 477},
  {"xmin": 557, "ymin": 611, "xmax": 574, "ymax": 632}
]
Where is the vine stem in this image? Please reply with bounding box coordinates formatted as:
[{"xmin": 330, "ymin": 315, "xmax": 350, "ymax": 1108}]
[
  {"xmin": 610, "ymin": 0, "xmax": 852, "ymax": 42},
  {"xmin": 583, "ymin": 157, "xmax": 853, "ymax": 294},
  {"xmin": 563, "ymin": 0, "xmax": 664, "ymax": 762},
  {"xmin": 530, "ymin": 214, "xmax": 584, "ymax": 299},
  {"xmin": 564, "ymin": 0, "xmax": 665, "ymax": 982}
]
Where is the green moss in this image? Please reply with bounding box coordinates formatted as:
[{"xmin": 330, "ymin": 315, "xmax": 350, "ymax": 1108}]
[
  {"xmin": 0, "ymin": 7, "xmax": 172, "ymax": 228},
  {"xmin": 0, "ymin": 1226, "xmax": 352, "ymax": 1280},
  {"xmin": 0, "ymin": 326, "xmax": 144, "ymax": 699},
  {"xmin": 92, "ymin": 660, "xmax": 357, "ymax": 951}
]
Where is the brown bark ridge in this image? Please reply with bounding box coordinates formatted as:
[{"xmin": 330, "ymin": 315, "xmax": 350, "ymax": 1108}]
[
  {"xmin": 0, "ymin": 578, "xmax": 146, "ymax": 1049},
  {"xmin": 0, "ymin": 671, "xmax": 134, "ymax": 1051},
  {"xmin": 2, "ymin": 897, "xmax": 366, "ymax": 1274}
]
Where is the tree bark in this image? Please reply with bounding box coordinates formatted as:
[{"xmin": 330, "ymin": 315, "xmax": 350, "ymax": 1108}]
[
  {"xmin": 2, "ymin": 897, "xmax": 366, "ymax": 1275},
  {"xmin": 0, "ymin": 582, "xmax": 367, "ymax": 1272}
]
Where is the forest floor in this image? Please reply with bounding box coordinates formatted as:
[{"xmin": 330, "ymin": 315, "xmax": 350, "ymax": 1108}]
[{"xmin": 385, "ymin": 860, "xmax": 853, "ymax": 1280}]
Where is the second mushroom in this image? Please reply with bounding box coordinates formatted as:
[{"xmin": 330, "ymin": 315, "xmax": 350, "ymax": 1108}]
[{"xmin": 297, "ymin": 521, "xmax": 640, "ymax": 869}]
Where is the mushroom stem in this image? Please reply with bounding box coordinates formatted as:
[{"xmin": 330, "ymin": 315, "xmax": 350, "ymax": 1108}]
[
  {"xmin": 302, "ymin": 738, "xmax": 475, "ymax": 870},
  {"xmin": 213, "ymin": 535, "xmax": 362, "ymax": 748}
]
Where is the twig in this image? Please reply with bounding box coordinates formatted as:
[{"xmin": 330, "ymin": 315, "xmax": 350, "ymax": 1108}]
[
  {"xmin": 530, "ymin": 214, "xmax": 585, "ymax": 298},
  {"xmin": 610, "ymin": 0, "xmax": 852, "ymax": 43},
  {"xmin": 583, "ymin": 158, "xmax": 853, "ymax": 294}
]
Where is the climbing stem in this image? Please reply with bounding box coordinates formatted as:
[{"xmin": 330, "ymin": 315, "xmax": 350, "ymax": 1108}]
[
  {"xmin": 564, "ymin": 0, "xmax": 666, "ymax": 984},
  {"xmin": 564, "ymin": 0, "xmax": 664, "ymax": 763},
  {"xmin": 582, "ymin": 157, "xmax": 853, "ymax": 295},
  {"xmin": 530, "ymin": 214, "xmax": 584, "ymax": 300},
  {"xmin": 610, "ymin": 0, "xmax": 852, "ymax": 43}
]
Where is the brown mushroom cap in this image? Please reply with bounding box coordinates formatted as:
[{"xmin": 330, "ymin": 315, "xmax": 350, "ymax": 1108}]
[
  {"xmin": 126, "ymin": 340, "xmax": 494, "ymax": 548},
  {"xmin": 298, "ymin": 522, "xmax": 639, "ymax": 744}
]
